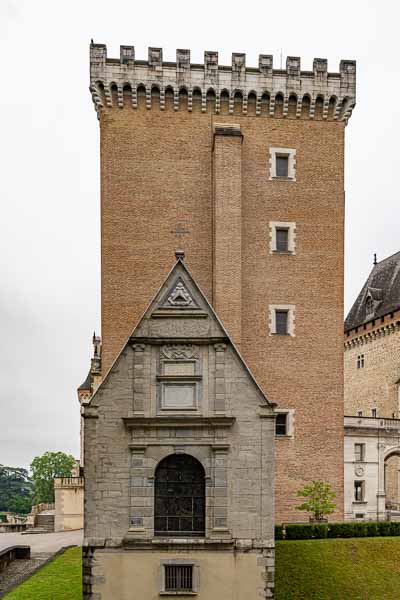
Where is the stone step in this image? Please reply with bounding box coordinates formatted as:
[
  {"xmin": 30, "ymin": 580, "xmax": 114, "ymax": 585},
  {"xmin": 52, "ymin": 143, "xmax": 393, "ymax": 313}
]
[
  {"xmin": 35, "ymin": 514, "xmax": 55, "ymax": 532},
  {"xmin": 22, "ymin": 528, "xmax": 49, "ymax": 535}
]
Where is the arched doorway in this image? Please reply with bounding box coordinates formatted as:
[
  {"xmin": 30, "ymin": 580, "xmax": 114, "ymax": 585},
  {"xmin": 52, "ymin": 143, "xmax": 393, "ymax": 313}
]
[
  {"xmin": 385, "ymin": 450, "xmax": 400, "ymax": 513},
  {"xmin": 154, "ymin": 454, "xmax": 205, "ymax": 536}
]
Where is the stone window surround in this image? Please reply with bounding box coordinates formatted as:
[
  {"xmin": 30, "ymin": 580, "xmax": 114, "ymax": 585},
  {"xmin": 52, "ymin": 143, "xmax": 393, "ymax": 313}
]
[
  {"xmin": 159, "ymin": 559, "xmax": 199, "ymax": 596},
  {"xmin": 157, "ymin": 346, "xmax": 202, "ymax": 415},
  {"xmin": 269, "ymin": 304, "xmax": 296, "ymax": 337},
  {"xmin": 269, "ymin": 147, "xmax": 296, "ymax": 181},
  {"xmin": 274, "ymin": 409, "xmax": 295, "ymax": 438},
  {"xmin": 269, "ymin": 221, "xmax": 296, "ymax": 254}
]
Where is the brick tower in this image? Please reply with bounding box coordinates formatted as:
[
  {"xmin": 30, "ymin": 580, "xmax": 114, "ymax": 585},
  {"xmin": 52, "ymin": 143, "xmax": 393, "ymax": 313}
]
[{"xmin": 89, "ymin": 43, "xmax": 356, "ymax": 521}]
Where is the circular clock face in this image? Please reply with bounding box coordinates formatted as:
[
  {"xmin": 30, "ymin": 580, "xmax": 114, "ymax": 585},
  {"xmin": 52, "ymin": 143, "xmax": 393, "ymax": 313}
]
[{"xmin": 355, "ymin": 466, "xmax": 365, "ymax": 477}]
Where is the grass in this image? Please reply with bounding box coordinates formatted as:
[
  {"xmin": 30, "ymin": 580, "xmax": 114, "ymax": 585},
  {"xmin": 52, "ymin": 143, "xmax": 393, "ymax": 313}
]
[
  {"xmin": 4, "ymin": 547, "xmax": 82, "ymax": 600},
  {"xmin": 4, "ymin": 538, "xmax": 400, "ymax": 599},
  {"xmin": 275, "ymin": 537, "xmax": 400, "ymax": 600}
]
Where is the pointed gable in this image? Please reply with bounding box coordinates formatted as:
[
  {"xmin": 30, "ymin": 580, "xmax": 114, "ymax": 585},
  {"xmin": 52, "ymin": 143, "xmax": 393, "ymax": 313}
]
[{"xmin": 89, "ymin": 257, "xmax": 272, "ymax": 408}]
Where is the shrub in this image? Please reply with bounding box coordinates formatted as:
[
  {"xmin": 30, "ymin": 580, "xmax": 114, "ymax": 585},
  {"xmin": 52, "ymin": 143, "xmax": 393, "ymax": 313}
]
[
  {"xmin": 277, "ymin": 520, "xmax": 400, "ymax": 541},
  {"xmin": 366, "ymin": 522, "xmax": 378, "ymax": 537},
  {"xmin": 312, "ymin": 523, "xmax": 328, "ymax": 538},
  {"xmin": 389, "ymin": 521, "xmax": 400, "ymax": 535},
  {"xmin": 328, "ymin": 522, "xmax": 367, "ymax": 538},
  {"xmin": 285, "ymin": 524, "xmax": 314, "ymax": 540}
]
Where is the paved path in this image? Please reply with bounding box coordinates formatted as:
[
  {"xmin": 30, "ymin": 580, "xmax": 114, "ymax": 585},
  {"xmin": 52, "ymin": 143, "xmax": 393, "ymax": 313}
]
[{"xmin": 0, "ymin": 529, "xmax": 83, "ymax": 553}]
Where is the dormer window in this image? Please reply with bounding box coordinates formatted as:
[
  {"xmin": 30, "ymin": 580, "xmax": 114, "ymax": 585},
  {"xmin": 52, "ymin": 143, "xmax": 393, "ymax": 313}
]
[{"xmin": 366, "ymin": 296, "xmax": 374, "ymax": 316}]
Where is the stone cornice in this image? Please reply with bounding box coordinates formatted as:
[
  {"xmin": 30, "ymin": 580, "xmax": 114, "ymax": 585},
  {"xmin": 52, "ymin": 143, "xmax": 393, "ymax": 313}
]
[
  {"xmin": 344, "ymin": 320, "xmax": 400, "ymax": 350},
  {"xmin": 123, "ymin": 416, "xmax": 236, "ymax": 429},
  {"xmin": 89, "ymin": 44, "xmax": 356, "ymax": 123}
]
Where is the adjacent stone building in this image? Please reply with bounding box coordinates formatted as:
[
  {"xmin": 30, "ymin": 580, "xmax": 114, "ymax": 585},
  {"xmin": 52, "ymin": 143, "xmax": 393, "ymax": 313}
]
[
  {"xmin": 87, "ymin": 43, "xmax": 356, "ymax": 525},
  {"xmin": 83, "ymin": 258, "xmax": 276, "ymax": 599},
  {"xmin": 344, "ymin": 252, "xmax": 400, "ymax": 520}
]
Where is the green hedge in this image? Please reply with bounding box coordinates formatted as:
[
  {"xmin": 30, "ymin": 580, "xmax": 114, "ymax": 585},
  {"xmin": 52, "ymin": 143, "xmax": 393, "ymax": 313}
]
[{"xmin": 278, "ymin": 521, "xmax": 400, "ymax": 540}]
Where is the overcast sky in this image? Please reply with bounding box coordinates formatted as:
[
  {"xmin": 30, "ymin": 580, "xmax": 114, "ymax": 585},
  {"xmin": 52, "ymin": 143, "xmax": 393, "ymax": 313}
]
[{"xmin": 1, "ymin": 0, "xmax": 398, "ymax": 469}]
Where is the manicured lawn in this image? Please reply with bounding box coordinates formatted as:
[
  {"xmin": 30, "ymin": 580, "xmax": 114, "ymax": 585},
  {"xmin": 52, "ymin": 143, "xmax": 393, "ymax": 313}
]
[
  {"xmin": 4, "ymin": 538, "xmax": 400, "ymax": 599},
  {"xmin": 276, "ymin": 537, "xmax": 400, "ymax": 600},
  {"xmin": 5, "ymin": 547, "xmax": 82, "ymax": 600}
]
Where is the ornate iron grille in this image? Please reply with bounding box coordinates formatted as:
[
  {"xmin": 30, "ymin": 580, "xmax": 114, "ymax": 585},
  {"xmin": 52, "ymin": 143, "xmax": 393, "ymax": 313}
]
[
  {"xmin": 154, "ymin": 454, "xmax": 205, "ymax": 536},
  {"xmin": 165, "ymin": 565, "xmax": 193, "ymax": 592}
]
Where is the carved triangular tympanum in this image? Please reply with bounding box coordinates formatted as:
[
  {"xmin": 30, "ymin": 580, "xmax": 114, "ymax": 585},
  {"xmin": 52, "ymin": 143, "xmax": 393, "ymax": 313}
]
[{"xmin": 160, "ymin": 277, "xmax": 199, "ymax": 309}]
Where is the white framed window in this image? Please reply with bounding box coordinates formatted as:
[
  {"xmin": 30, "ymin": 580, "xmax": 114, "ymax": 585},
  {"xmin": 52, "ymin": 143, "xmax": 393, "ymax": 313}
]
[
  {"xmin": 269, "ymin": 147, "xmax": 296, "ymax": 181},
  {"xmin": 275, "ymin": 409, "xmax": 294, "ymax": 437},
  {"xmin": 269, "ymin": 304, "xmax": 295, "ymax": 337},
  {"xmin": 269, "ymin": 221, "xmax": 296, "ymax": 254},
  {"xmin": 354, "ymin": 443, "xmax": 365, "ymax": 462},
  {"xmin": 354, "ymin": 480, "xmax": 365, "ymax": 502},
  {"xmin": 357, "ymin": 354, "xmax": 365, "ymax": 369}
]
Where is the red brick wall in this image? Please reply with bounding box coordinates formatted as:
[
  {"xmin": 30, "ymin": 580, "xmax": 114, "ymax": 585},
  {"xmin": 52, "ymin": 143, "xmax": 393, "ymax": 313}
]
[{"xmin": 99, "ymin": 104, "xmax": 345, "ymax": 521}]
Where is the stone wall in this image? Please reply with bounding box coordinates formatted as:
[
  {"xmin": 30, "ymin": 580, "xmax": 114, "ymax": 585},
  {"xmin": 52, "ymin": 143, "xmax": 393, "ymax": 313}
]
[
  {"xmin": 344, "ymin": 311, "xmax": 400, "ymax": 417},
  {"xmin": 83, "ymin": 261, "xmax": 275, "ymax": 598}
]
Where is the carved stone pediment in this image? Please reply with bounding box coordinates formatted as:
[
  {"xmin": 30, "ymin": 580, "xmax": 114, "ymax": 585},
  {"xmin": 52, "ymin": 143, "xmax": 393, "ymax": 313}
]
[{"xmin": 160, "ymin": 344, "xmax": 199, "ymax": 360}]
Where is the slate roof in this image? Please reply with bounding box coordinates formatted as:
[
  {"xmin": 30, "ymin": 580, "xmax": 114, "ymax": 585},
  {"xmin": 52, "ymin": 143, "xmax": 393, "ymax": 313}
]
[
  {"xmin": 78, "ymin": 370, "xmax": 92, "ymax": 391},
  {"xmin": 345, "ymin": 251, "xmax": 400, "ymax": 331}
]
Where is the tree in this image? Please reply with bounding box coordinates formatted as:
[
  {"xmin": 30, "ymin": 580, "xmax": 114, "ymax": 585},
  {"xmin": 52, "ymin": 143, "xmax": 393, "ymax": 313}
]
[
  {"xmin": 295, "ymin": 480, "xmax": 336, "ymax": 521},
  {"xmin": 7, "ymin": 495, "xmax": 33, "ymax": 515},
  {"xmin": 30, "ymin": 452, "xmax": 76, "ymax": 504},
  {"xmin": 0, "ymin": 465, "xmax": 33, "ymax": 513}
]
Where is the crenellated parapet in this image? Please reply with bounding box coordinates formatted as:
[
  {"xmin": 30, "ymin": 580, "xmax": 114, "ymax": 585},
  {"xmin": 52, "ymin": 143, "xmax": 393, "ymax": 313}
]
[{"xmin": 89, "ymin": 43, "xmax": 356, "ymax": 123}]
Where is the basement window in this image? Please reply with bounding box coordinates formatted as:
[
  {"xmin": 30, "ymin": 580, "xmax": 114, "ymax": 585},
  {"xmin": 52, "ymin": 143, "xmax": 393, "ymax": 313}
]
[
  {"xmin": 165, "ymin": 565, "xmax": 193, "ymax": 592},
  {"xmin": 160, "ymin": 562, "xmax": 199, "ymax": 595}
]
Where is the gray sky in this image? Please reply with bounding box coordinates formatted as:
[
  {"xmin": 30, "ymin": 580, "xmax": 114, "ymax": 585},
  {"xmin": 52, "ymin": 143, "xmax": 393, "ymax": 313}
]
[{"xmin": 1, "ymin": 0, "xmax": 398, "ymax": 469}]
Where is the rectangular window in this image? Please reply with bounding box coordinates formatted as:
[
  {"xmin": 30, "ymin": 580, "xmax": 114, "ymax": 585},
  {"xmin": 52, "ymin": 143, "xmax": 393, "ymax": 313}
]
[
  {"xmin": 357, "ymin": 354, "xmax": 365, "ymax": 369},
  {"xmin": 162, "ymin": 383, "xmax": 196, "ymax": 410},
  {"xmin": 276, "ymin": 155, "xmax": 289, "ymax": 177},
  {"xmin": 275, "ymin": 413, "xmax": 287, "ymax": 436},
  {"xmin": 371, "ymin": 408, "xmax": 377, "ymax": 418},
  {"xmin": 357, "ymin": 411, "xmax": 363, "ymax": 417},
  {"xmin": 354, "ymin": 443, "xmax": 365, "ymax": 462},
  {"xmin": 275, "ymin": 310, "xmax": 288, "ymax": 335},
  {"xmin": 276, "ymin": 228, "xmax": 289, "ymax": 252},
  {"xmin": 165, "ymin": 565, "xmax": 193, "ymax": 592},
  {"xmin": 354, "ymin": 480, "xmax": 365, "ymax": 502}
]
